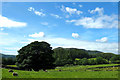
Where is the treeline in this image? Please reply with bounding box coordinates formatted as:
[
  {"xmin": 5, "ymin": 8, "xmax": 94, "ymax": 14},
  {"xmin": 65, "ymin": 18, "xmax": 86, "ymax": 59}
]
[
  {"xmin": 1, "ymin": 53, "xmax": 16, "ymax": 65},
  {"xmin": 2, "ymin": 58, "xmax": 16, "ymax": 65},
  {"xmin": 2, "ymin": 47, "xmax": 120, "ymax": 66},
  {"xmin": 53, "ymin": 47, "xmax": 120, "ymax": 66}
]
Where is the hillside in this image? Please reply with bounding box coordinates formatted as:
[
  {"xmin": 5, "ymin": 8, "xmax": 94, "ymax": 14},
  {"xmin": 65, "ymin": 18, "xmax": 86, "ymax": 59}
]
[
  {"xmin": 0, "ymin": 47, "xmax": 116, "ymax": 59},
  {"xmin": 87, "ymin": 50, "xmax": 103, "ymax": 54},
  {"xmin": 53, "ymin": 47, "xmax": 117, "ymax": 66},
  {"xmin": 0, "ymin": 53, "xmax": 16, "ymax": 58}
]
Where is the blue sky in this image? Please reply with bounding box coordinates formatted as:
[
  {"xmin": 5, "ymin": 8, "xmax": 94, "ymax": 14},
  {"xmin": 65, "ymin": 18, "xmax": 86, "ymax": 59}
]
[{"xmin": 0, "ymin": 2, "xmax": 118, "ymax": 55}]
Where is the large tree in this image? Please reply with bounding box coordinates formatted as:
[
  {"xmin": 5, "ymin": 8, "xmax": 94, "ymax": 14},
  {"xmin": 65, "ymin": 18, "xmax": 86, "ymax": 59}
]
[{"xmin": 16, "ymin": 41, "xmax": 55, "ymax": 71}]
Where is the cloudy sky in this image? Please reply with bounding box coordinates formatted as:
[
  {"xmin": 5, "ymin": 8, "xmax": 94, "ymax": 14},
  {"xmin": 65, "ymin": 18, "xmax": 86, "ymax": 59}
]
[{"xmin": 0, "ymin": 2, "xmax": 118, "ymax": 55}]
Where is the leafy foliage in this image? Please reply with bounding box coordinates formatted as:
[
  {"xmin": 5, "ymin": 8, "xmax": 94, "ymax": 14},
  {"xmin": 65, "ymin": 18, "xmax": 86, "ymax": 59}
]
[
  {"xmin": 16, "ymin": 41, "xmax": 55, "ymax": 71},
  {"xmin": 95, "ymin": 57, "xmax": 109, "ymax": 64},
  {"xmin": 2, "ymin": 41, "xmax": 120, "ymax": 67},
  {"xmin": 110, "ymin": 55, "xmax": 120, "ymax": 64},
  {"xmin": 2, "ymin": 58, "xmax": 16, "ymax": 65},
  {"xmin": 53, "ymin": 47, "xmax": 89, "ymax": 66},
  {"xmin": 74, "ymin": 57, "xmax": 109, "ymax": 65},
  {"xmin": 53, "ymin": 47, "xmax": 117, "ymax": 66}
]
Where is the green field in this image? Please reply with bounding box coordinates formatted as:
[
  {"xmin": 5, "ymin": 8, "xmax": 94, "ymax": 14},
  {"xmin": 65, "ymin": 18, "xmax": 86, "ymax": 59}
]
[{"xmin": 2, "ymin": 64, "xmax": 120, "ymax": 78}]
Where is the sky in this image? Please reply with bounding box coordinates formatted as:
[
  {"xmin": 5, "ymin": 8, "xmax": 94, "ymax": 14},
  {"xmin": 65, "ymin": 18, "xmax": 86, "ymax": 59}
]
[{"xmin": 0, "ymin": 2, "xmax": 118, "ymax": 55}]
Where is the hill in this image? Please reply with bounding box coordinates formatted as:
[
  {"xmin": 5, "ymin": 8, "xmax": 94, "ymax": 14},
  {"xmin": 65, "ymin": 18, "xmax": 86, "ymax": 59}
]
[
  {"xmin": 87, "ymin": 50, "xmax": 103, "ymax": 54},
  {"xmin": 53, "ymin": 47, "xmax": 117, "ymax": 66},
  {"xmin": 0, "ymin": 53, "xmax": 16, "ymax": 58}
]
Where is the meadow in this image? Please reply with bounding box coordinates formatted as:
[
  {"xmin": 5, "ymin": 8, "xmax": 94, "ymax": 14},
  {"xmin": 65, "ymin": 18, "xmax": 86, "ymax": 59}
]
[{"xmin": 2, "ymin": 64, "xmax": 119, "ymax": 78}]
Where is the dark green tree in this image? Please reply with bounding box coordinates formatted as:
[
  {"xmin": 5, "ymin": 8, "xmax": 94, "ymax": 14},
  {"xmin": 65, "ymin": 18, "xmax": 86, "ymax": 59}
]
[
  {"xmin": 81, "ymin": 58, "xmax": 88, "ymax": 65},
  {"xmin": 53, "ymin": 47, "xmax": 89, "ymax": 66},
  {"xmin": 101, "ymin": 53, "xmax": 116, "ymax": 60},
  {"xmin": 16, "ymin": 41, "xmax": 55, "ymax": 71},
  {"xmin": 110, "ymin": 55, "xmax": 120, "ymax": 64},
  {"xmin": 95, "ymin": 57, "xmax": 108, "ymax": 64},
  {"xmin": 88, "ymin": 58, "xmax": 96, "ymax": 65},
  {"xmin": 2, "ymin": 58, "xmax": 16, "ymax": 65}
]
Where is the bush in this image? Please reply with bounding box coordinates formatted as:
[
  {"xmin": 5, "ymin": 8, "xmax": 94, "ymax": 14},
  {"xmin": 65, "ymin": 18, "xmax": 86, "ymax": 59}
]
[
  {"xmin": 88, "ymin": 58, "xmax": 96, "ymax": 65},
  {"xmin": 95, "ymin": 57, "xmax": 109, "ymax": 64},
  {"xmin": 74, "ymin": 57, "xmax": 109, "ymax": 65},
  {"xmin": 110, "ymin": 55, "xmax": 120, "ymax": 64}
]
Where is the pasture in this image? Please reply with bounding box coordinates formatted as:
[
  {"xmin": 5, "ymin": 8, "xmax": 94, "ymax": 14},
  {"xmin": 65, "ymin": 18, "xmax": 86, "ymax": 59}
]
[{"xmin": 2, "ymin": 64, "xmax": 119, "ymax": 78}]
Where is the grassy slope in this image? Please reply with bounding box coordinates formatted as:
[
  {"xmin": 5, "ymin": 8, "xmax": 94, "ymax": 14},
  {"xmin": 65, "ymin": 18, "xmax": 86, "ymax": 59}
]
[
  {"xmin": 2, "ymin": 64, "xmax": 119, "ymax": 78},
  {"xmin": 2, "ymin": 69, "xmax": 118, "ymax": 78},
  {"xmin": 56, "ymin": 64, "xmax": 119, "ymax": 71}
]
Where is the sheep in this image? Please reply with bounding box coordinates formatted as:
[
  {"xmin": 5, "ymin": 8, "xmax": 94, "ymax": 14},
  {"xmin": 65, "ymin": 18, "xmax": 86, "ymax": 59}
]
[
  {"xmin": 44, "ymin": 70, "xmax": 48, "ymax": 72},
  {"xmin": 58, "ymin": 69, "xmax": 62, "ymax": 71},
  {"xmin": 12, "ymin": 72, "xmax": 18, "ymax": 76},
  {"xmin": 43, "ymin": 69, "xmax": 47, "ymax": 72},
  {"xmin": 8, "ymin": 69, "xmax": 13, "ymax": 72}
]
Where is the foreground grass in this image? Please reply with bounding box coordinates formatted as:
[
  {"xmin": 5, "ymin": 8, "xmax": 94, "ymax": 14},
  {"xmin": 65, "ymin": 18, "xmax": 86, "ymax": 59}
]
[
  {"xmin": 2, "ymin": 64, "xmax": 119, "ymax": 78},
  {"xmin": 2, "ymin": 69, "xmax": 118, "ymax": 78}
]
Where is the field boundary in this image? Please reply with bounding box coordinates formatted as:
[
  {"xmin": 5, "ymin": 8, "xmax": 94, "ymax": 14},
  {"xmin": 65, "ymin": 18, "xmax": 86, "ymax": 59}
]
[
  {"xmin": 87, "ymin": 65, "xmax": 120, "ymax": 69},
  {"xmin": 1, "ymin": 78, "xmax": 119, "ymax": 80}
]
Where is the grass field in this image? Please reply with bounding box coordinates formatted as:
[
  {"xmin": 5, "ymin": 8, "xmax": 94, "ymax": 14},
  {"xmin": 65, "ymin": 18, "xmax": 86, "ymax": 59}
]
[{"xmin": 2, "ymin": 64, "xmax": 120, "ymax": 78}]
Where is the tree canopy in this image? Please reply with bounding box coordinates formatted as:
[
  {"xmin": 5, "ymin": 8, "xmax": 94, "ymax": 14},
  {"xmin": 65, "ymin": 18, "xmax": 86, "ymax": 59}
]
[
  {"xmin": 2, "ymin": 41, "xmax": 119, "ymax": 67},
  {"xmin": 16, "ymin": 41, "xmax": 55, "ymax": 71},
  {"xmin": 53, "ymin": 47, "xmax": 89, "ymax": 66}
]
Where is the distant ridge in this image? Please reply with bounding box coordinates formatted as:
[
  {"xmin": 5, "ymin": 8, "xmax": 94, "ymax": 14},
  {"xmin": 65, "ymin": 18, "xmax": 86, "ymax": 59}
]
[
  {"xmin": 54, "ymin": 47, "xmax": 104, "ymax": 54},
  {"xmin": 87, "ymin": 50, "xmax": 103, "ymax": 55},
  {"xmin": 0, "ymin": 47, "xmax": 116, "ymax": 59},
  {"xmin": 0, "ymin": 53, "xmax": 16, "ymax": 58}
]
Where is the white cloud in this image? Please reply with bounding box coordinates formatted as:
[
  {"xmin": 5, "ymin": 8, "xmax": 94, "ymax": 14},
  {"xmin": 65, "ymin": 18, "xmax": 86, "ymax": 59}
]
[
  {"xmin": 0, "ymin": 15, "xmax": 27, "ymax": 28},
  {"xmin": 0, "ymin": 28, "xmax": 4, "ymax": 31},
  {"xmin": 61, "ymin": 5, "xmax": 83, "ymax": 15},
  {"xmin": 79, "ymin": 5, "xmax": 83, "ymax": 7},
  {"xmin": 28, "ymin": 7, "xmax": 45, "ymax": 17},
  {"xmin": 0, "ymin": 50, "xmax": 18, "ymax": 55},
  {"xmin": 0, "ymin": 34, "xmax": 18, "ymax": 46},
  {"xmin": 34, "ymin": 11, "xmax": 45, "ymax": 16},
  {"xmin": 66, "ymin": 7, "xmax": 83, "ymax": 15},
  {"xmin": 66, "ymin": 20, "xmax": 76, "ymax": 23},
  {"xmin": 72, "ymin": 3, "xmax": 76, "ymax": 5},
  {"xmin": 72, "ymin": 33, "xmax": 79, "ymax": 38},
  {"xmin": 65, "ymin": 7, "xmax": 117, "ymax": 29},
  {"xmin": 88, "ymin": 7, "xmax": 104, "ymax": 16},
  {"xmin": 61, "ymin": 5, "xmax": 65, "ymax": 12},
  {"xmin": 96, "ymin": 37, "xmax": 108, "ymax": 42},
  {"xmin": 29, "ymin": 32, "xmax": 45, "ymax": 38},
  {"xmin": 0, "ymin": 32, "xmax": 8, "ymax": 35},
  {"xmin": 41, "ymin": 22, "xmax": 48, "ymax": 26},
  {"xmin": 65, "ymin": 15, "xmax": 70, "ymax": 18},
  {"xmin": 21, "ymin": 37, "xmax": 118, "ymax": 54},
  {"xmin": 4, "ymin": 47, "xmax": 20, "ymax": 51},
  {"xmin": 66, "ymin": 14, "xmax": 118, "ymax": 28},
  {"xmin": 0, "ymin": 47, "xmax": 20, "ymax": 55},
  {"xmin": 50, "ymin": 14, "xmax": 62, "ymax": 19},
  {"xmin": 28, "ymin": 7, "xmax": 35, "ymax": 11}
]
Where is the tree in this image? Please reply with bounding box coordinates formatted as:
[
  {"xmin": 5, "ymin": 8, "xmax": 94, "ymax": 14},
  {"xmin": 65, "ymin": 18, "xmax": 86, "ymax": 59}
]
[
  {"xmin": 2, "ymin": 58, "xmax": 16, "ymax": 65},
  {"xmin": 88, "ymin": 58, "xmax": 96, "ymax": 65},
  {"xmin": 110, "ymin": 55, "xmax": 120, "ymax": 64},
  {"xmin": 95, "ymin": 57, "xmax": 108, "ymax": 64},
  {"xmin": 53, "ymin": 47, "xmax": 89, "ymax": 66},
  {"xmin": 81, "ymin": 58, "xmax": 88, "ymax": 65},
  {"xmin": 101, "ymin": 53, "xmax": 116, "ymax": 60},
  {"xmin": 16, "ymin": 41, "xmax": 55, "ymax": 71},
  {"xmin": 74, "ymin": 58, "xmax": 81, "ymax": 65}
]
